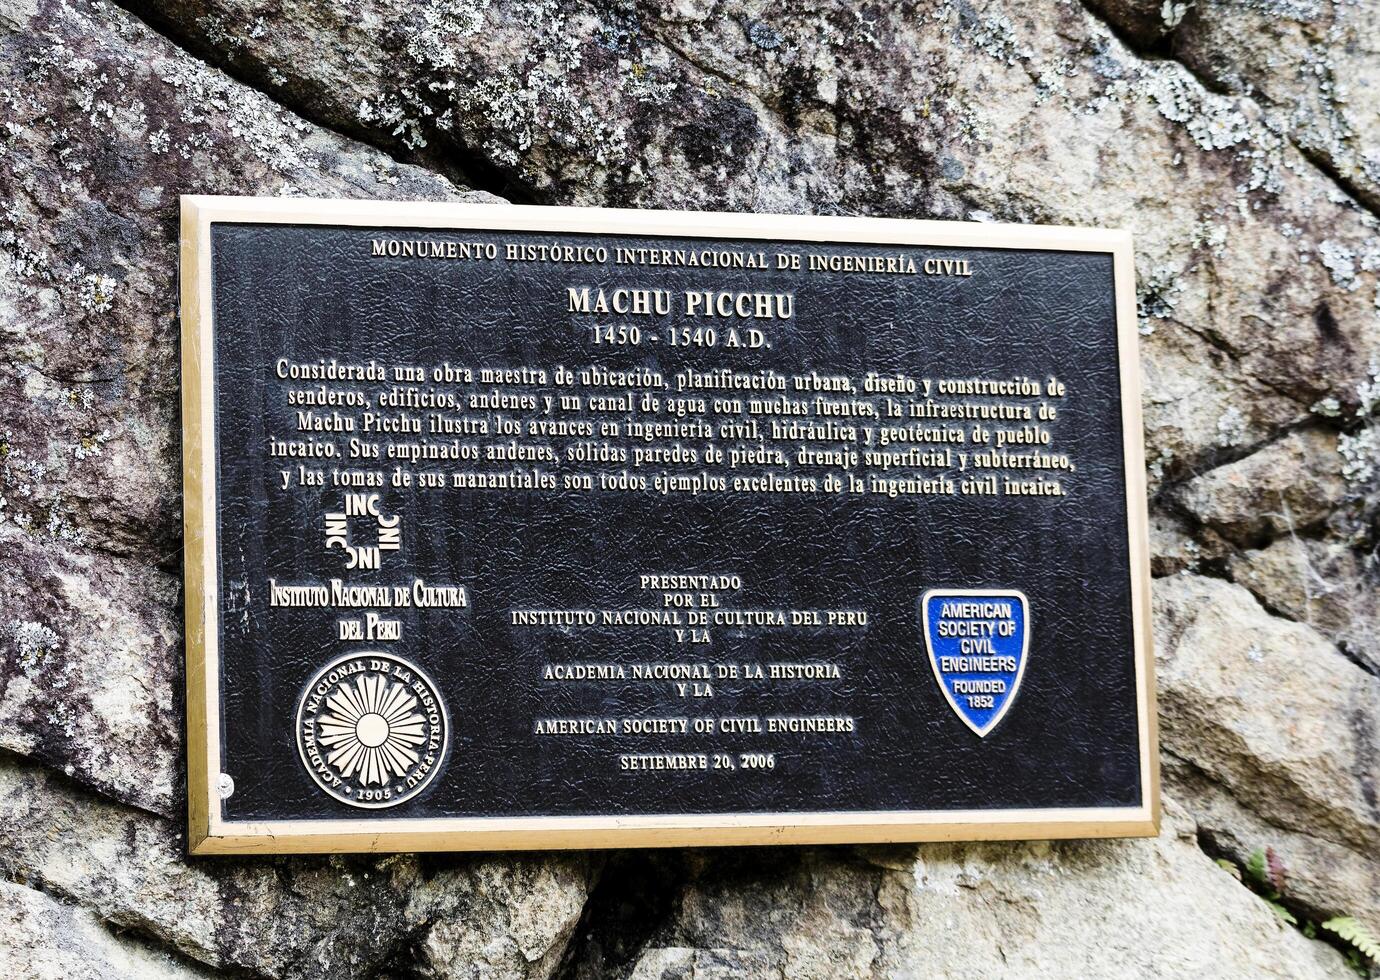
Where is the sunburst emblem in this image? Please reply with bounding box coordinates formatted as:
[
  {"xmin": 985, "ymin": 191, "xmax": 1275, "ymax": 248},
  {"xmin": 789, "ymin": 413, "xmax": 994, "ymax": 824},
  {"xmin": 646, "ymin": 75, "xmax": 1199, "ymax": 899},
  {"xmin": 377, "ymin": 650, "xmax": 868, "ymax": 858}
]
[
  {"xmin": 296, "ymin": 653, "xmax": 448, "ymax": 809},
  {"xmin": 320, "ymin": 673, "xmax": 427, "ymax": 784}
]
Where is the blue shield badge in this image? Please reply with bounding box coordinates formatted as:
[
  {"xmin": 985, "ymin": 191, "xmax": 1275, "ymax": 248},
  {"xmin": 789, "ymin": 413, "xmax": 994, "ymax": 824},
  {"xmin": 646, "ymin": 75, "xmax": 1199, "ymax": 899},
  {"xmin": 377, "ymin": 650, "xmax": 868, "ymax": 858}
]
[{"xmin": 922, "ymin": 589, "xmax": 1029, "ymax": 737}]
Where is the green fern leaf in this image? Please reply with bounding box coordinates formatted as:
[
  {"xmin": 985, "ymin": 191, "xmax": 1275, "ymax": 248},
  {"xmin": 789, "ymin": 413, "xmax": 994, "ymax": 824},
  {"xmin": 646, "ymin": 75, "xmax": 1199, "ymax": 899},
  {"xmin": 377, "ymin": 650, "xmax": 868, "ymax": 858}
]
[
  {"xmin": 1215, "ymin": 858, "xmax": 1242, "ymax": 881},
  {"xmin": 1266, "ymin": 901, "xmax": 1297, "ymax": 926},
  {"xmin": 1246, "ymin": 848, "xmax": 1268, "ymax": 885},
  {"xmin": 1322, "ymin": 917, "xmax": 1380, "ymax": 963}
]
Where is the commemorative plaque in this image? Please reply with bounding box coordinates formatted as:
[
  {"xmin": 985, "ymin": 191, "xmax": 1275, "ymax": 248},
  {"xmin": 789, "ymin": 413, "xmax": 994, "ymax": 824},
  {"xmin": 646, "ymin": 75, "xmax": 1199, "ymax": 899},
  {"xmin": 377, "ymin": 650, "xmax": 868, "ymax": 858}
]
[{"xmin": 180, "ymin": 197, "xmax": 1157, "ymax": 854}]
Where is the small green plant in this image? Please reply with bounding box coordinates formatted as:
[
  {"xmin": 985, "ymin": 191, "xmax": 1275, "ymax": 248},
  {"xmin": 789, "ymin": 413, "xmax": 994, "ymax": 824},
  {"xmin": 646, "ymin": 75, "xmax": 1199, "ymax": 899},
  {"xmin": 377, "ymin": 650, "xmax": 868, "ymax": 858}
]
[
  {"xmin": 1321, "ymin": 917, "xmax": 1380, "ymax": 970},
  {"xmin": 1244, "ymin": 847, "xmax": 1296, "ymax": 925},
  {"xmin": 1215, "ymin": 846, "xmax": 1380, "ymax": 975}
]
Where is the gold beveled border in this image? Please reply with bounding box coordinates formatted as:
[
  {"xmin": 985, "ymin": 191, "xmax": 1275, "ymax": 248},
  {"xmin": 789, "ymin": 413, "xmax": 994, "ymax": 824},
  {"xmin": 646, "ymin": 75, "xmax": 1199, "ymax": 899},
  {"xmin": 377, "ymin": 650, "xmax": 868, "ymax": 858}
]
[{"xmin": 179, "ymin": 196, "xmax": 1158, "ymax": 855}]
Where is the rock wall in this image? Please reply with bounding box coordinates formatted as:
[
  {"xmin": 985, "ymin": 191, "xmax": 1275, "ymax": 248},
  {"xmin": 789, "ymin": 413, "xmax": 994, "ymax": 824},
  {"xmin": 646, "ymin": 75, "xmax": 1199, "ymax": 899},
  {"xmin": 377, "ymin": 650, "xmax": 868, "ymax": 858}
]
[{"xmin": 0, "ymin": 0, "xmax": 1377, "ymax": 976}]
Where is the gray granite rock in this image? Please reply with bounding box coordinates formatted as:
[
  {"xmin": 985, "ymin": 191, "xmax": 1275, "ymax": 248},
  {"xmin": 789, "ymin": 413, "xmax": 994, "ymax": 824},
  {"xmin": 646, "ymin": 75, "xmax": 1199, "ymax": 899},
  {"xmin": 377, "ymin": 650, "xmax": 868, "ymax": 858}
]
[
  {"xmin": 1167, "ymin": 757, "xmax": 1380, "ymax": 947},
  {"xmin": 0, "ymin": 878, "xmax": 218, "ymax": 980},
  {"xmin": 0, "ymin": 756, "xmax": 592, "ymax": 978},
  {"xmin": 602, "ymin": 799, "xmax": 1349, "ymax": 979},
  {"xmin": 0, "ymin": 524, "xmax": 180, "ymax": 814},
  {"xmin": 1087, "ymin": 0, "xmax": 1380, "ymax": 211},
  {"xmin": 1153, "ymin": 573, "xmax": 1380, "ymax": 938},
  {"xmin": 1172, "ymin": 428, "xmax": 1348, "ymax": 545},
  {"xmin": 1228, "ymin": 534, "xmax": 1380, "ymax": 674}
]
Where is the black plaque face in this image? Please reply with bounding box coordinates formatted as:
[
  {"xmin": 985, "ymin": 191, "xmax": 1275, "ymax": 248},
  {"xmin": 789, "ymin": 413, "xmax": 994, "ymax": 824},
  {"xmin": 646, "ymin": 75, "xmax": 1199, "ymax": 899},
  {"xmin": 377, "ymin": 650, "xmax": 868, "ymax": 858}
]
[{"xmin": 180, "ymin": 198, "xmax": 1156, "ymax": 854}]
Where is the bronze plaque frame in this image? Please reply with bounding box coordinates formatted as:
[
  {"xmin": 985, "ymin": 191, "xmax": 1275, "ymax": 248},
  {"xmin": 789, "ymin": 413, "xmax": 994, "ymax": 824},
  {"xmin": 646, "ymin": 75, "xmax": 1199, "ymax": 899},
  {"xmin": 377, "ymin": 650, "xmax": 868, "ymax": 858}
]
[{"xmin": 181, "ymin": 196, "xmax": 1158, "ymax": 854}]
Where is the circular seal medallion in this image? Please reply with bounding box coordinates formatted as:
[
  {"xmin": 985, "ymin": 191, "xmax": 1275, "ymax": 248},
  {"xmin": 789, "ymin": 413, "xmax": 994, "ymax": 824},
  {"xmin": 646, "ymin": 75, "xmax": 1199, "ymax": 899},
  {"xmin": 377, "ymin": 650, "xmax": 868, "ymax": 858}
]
[{"xmin": 296, "ymin": 652, "xmax": 448, "ymax": 809}]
